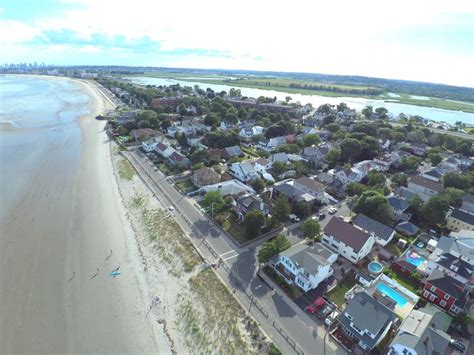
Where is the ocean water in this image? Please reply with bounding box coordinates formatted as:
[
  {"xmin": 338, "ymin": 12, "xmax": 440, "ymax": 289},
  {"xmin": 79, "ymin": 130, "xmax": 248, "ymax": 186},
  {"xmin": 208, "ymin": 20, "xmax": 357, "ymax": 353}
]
[{"xmin": 0, "ymin": 75, "xmax": 92, "ymax": 220}]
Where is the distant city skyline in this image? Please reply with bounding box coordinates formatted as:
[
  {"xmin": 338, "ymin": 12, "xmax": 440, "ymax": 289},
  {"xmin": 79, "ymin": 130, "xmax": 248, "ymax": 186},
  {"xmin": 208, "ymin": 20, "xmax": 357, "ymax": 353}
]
[{"xmin": 1, "ymin": 0, "xmax": 473, "ymax": 87}]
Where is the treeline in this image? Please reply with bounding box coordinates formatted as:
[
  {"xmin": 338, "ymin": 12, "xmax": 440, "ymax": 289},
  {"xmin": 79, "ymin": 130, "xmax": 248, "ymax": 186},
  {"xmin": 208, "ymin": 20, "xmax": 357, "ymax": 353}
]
[{"xmin": 288, "ymin": 83, "xmax": 384, "ymax": 96}]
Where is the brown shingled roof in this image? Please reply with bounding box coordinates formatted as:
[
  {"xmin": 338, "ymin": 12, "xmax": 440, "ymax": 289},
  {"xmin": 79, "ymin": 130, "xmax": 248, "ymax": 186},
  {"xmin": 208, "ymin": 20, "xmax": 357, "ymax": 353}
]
[
  {"xmin": 323, "ymin": 217, "xmax": 371, "ymax": 253},
  {"xmin": 409, "ymin": 175, "xmax": 443, "ymax": 192}
]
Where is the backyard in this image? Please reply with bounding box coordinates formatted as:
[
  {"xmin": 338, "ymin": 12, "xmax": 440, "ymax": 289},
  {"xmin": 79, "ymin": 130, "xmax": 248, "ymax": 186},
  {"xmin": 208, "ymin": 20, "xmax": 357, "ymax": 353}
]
[
  {"xmin": 175, "ymin": 179, "xmax": 198, "ymax": 194},
  {"xmin": 327, "ymin": 276, "xmax": 357, "ymax": 307},
  {"xmin": 383, "ymin": 241, "xmax": 405, "ymax": 257}
]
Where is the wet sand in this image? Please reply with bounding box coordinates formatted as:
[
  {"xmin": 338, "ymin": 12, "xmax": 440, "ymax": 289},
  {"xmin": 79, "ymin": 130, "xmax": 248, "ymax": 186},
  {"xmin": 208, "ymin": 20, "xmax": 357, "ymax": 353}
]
[{"xmin": 0, "ymin": 77, "xmax": 169, "ymax": 353}]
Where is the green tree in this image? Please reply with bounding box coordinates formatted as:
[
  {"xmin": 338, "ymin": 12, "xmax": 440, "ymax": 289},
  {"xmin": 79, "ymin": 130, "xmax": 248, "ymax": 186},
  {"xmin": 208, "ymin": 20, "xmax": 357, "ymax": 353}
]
[
  {"xmin": 340, "ymin": 138, "xmax": 362, "ymax": 162},
  {"xmin": 428, "ymin": 153, "xmax": 442, "ymax": 166},
  {"xmin": 443, "ymin": 172, "xmax": 471, "ymax": 190},
  {"xmin": 345, "ymin": 182, "xmax": 368, "ymax": 196},
  {"xmin": 367, "ymin": 171, "xmax": 386, "ymax": 186},
  {"xmin": 442, "ymin": 187, "xmax": 465, "ymax": 207},
  {"xmin": 391, "ymin": 173, "xmax": 408, "ymax": 187},
  {"xmin": 301, "ymin": 218, "xmax": 321, "ymax": 240},
  {"xmin": 277, "ymin": 144, "xmax": 300, "ymax": 154},
  {"xmin": 302, "ymin": 133, "xmax": 320, "ymax": 147},
  {"xmin": 273, "ymin": 196, "xmax": 291, "ymax": 223},
  {"xmin": 399, "ymin": 156, "xmax": 422, "ymax": 171},
  {"xmin": 257, "ymin": 234, "xmax": 291, "ymax": 263},
  {"xmin": 178, "ymin": 103, "xmax": 187, "ymax": 115},
  {"xmin": 337, "ymin": 102, "xmax": 348, "ymax": 112},
  {"xmin": 293, "ymin": 201, "xmax": 310, "ymax": 219},
  {"xmin": 244, "ymin": 210, "xmax": 265, "ymax": 238},
  {"xmin": 326, "ymin": 123, "xmax": 340, "ymax": 133},
  {"xmin": 251, "ymin": 178, "xmax": 266, "ymax": 194},
  {"xmin": 272, "ymin": 161, "xmax": 287, "ymax": 175},
  {"xmin": 410, "ymin": 195, "xmax": 424, "ymax": 214},
  {"xmin": 326, "ymin": 148, "xmax": 341, "ymax": 168},
  {"xmin": 353, "ymin": 190, "xmax": 391, "ymax": 224},
  {"xmin": 362, "ymin": 105, "xmax": 373, "ymax": 119},
  {"xmin": 375, "ymin": 107, "xmax": 388, "ymax": 119},
  {"xmin": 420, "ymin": 195, "xmax": 449, "ymax": 226},
  {"xmin": 204, "ymin": 112, "xmax": 220, "ymax": 126},
  {"xmin": 201, "ymin": 191, "xmax": 225, "ymax": 214}
]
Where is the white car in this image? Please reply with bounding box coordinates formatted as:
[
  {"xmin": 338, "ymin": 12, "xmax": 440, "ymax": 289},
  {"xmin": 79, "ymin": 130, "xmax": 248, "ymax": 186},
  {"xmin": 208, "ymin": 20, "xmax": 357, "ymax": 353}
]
[
  {"xmin": 289, "ymin": 214, "xmax": 300, "ymax": 222},
  {"xmin": 328, "ymin": 207, "xmax": 337, "ymax": 214},
  {"xmin": 325, "ymin": 310, "xmax": 340, "ymax": 326},
  {"xmin": 168, "ymin": 205, "xmax": 175, "ymax": 211}
]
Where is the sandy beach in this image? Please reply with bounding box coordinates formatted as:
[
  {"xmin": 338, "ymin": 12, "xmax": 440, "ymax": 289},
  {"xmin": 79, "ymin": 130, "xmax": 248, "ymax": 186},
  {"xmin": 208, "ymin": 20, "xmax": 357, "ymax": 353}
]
[{"xmin": 0, "ymin": 76, "xmax": 170, "ymax": 353}]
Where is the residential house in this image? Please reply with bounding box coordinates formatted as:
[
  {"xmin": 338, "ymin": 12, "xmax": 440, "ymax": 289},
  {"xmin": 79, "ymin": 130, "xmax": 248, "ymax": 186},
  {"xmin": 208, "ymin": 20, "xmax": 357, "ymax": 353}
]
[
  {"xmin": 301, "ymin": 146, "xmax": 328, "ymax": 164},
  {"xmin": 421, "ymin": 168, "xmax": 444, "ymax": 182},
  {"xmin": 322, "ymin": 217, "xmax": 375, "ymax": 264},
  {"xmin": 271, "ymin": 243, "xmax": 338, "ymax": 292},
  {"xmin": 374, "ymin": 152, "xmax": 401, "ymax": 171},
  {"xmin": 446, "ymin": 208, "xmax": 474, "ymax": 232},
  {"xmin": 410, "ymin": 143, "xmax": 429, "ymax": 156},
  {"xmin": 192, "ymin": 167, "xmax": 221, "ymax": 187},
  {"xmin": 239, "ymin": 126, "xmax": 264, "ymax": 140},
  {"xmin": 200, "ymin": 179, "xmax": 255, "ymax": 197},
  {"xmin": 168, "ymin": 151, "xmax": 191, "ymax": 168},
  {"xmin": 271, "ymin": 152, "xmax": 289, "ymax": 164},
  {"xmin": 302, "ymin": 126, "xmax": 318, "ymax": 135},
  {"xmin": 407, "ymin": 176, "xmax": 443, "ymax": 202},
  {"xmin": 258, "ymin": 135, "xmax": 293, "ymax": 152},
  {"xmin": 273, "ymin": 177, "xmax": 328, "ymax": 206},
  {"xmin": 425, "ymin": 234, "xmax": 474, "ymax": 291},
  {"xmin": 251, "ymin": 158, "xmax": 272, "ymax": 173},
  {"xmin": 337, "ymin": 292, "xmax": 395, "ymax": 351},
  {"xmin": 150, "ymin": 96, "xmax": 182, "ymax": 109},
  {"xmin": 155, "ymin": 142, "xmax": 175, "ymax": 159},
  {"xmin": 208, "ymin": 148, "xmax": 226, "ymax": 161},
  {"xmin": 387, "ymin": 196, "xmax": 411, "ymax": 222},
  {"xmin": 394, "ymin": 187, "xmax": 419, "ymax": 203},
  {"xmin": 353, "ymin": 214, "xmax": 396, "ymax": 247},
  {"xmin": 353, "ymin": 160, "xmax": 381, "ymax": 176},
  {"xmin": 220, "ymin": 119, "xmax": 238, "ymax": 130},
  {"xmin": 422, "ymin": 269, "xmax": 469, "ymax": 315},
  {"xmin": 378, "ymin": 138, "xmax": 391, "ymax": 151},
  {"xmin": 229, "ymin": 162, "xmax": 258, "ymax": 182},
  {"xmin": 388, "ymin": 306, "xmax": 452, "ymax": 355},
  {"xmin": 224, "ymin": 145, "xmax": 244, "ymax": 159},
  {"xmin": 332, "ymin": 167, "xmax": 364, "ymax": 185},
  {"xmin": 131, "ymin": 128, "xmax": 160, "ymax": 142},
  {"xmin": 396, "ymin": 221, "xmax": 420, "ymax": 237},
  {"xmin": 141, "ymin": 135, "xmax": 166, "ymax": 152},
  {"xmin": 234, "ymin": 194, "xmax": 269, "ymax": 221},
  {"xmin": 461, "ymin": 194, "xmax": 474, "ymax": 214}
]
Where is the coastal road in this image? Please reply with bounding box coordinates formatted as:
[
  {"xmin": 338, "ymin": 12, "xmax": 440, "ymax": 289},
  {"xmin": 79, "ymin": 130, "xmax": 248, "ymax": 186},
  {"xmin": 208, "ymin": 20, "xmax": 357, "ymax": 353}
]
[{"xmin": 125, "ymin": 148, "xmax": 347, "ymax": 355}]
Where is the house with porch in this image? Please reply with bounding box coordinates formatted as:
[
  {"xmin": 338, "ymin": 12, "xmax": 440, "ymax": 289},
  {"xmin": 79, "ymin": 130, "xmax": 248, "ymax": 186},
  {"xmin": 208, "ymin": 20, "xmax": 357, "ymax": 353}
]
[
  {"xmin": 270, "ymin": 243, "xmax": 337, "ymax": 292},
  {"xmin": 272, "ymin": 176, "xmax": 329, "ymax": 207},
  {"xmin": 387, "ymin": 196, "xmax": 411, "ymax": 222},
  {"xmin": 336, "ymin": 292, "xmax": 395, "ymax": 352},
  {"xmin": 192, "ymin": 167, "xmax": 221, "ymax": 187},
  {"xmin": 353, "ymin": 214, "xmax": 395, "ymax": 247}
]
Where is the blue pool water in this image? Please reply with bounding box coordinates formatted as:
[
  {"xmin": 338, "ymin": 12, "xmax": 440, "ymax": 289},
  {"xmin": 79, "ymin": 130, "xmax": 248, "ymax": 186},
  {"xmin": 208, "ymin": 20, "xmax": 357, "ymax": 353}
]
[
  {"xmin": 368, "ymin": 262, "xmax": 383, "ymax": 273},
  {"xmin": 405, "ymin": 252, "xmax": 426, "ymax": 267},
  {"xmin": 376, "ymin": 284, "xmax": 408, "ymax": 307}
]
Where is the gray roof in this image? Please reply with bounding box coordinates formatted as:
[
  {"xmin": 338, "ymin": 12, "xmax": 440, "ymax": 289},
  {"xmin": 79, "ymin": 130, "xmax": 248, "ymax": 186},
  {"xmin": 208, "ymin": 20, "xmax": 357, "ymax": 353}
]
[
  {"xmin": 436, "ymin": 253, "xmax": 473, "ymax": 279},
  {"xmin": 396, "ymin": 222, "xmax": 420, "ymax": 236},
  {"xmin": 426, "ymin": 269, "xmax": 465, "ymax": 299},
  {"xmin": 353, "ymin": 214, "xmax": 395, "ymax": 241},
  {"xmin": 450, "ymin": 208, "xmax": 474, "ymax": 225},
  {"xmin": 338, "ymin": 292, "xmax": 395, "ymax": 350},
  {"xmin": 388, "ymin": 196, "xmax": 410, "ymax": 211},
  {"xmin": 462, "ymin": 193, "xmax": 474, "ymax": 204},
  {"xmin": 280, "ymin": 243, "xmax": 333, "ymax": 275},
  {"xmin": 271, "ymin": 152, "xmax": 288, "ymax": 163},
  {"xmin": 390, "ymin": 306, "xmax": 451, "ymax": 355},
  {"xmin": 394, "ymin": 186, "xmax": 419, "ymax": 202},
  {"xmin": 225, "ymin": 145, "xmax": 243, "ymax": 157}
]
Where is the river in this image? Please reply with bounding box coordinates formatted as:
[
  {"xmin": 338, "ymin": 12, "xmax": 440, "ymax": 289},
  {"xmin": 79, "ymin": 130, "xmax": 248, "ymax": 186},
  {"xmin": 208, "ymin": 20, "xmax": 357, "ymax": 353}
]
[{"xmin": 128, "ymin": 76, "xmax": 474, "ymax": 125}]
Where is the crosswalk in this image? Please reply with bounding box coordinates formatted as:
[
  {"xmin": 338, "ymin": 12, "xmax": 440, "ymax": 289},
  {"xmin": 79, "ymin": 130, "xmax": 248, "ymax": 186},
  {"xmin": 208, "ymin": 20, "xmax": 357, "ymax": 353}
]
[{"xmin": 220, "ymin": 250, "xmax": 239, "ymax": 261}]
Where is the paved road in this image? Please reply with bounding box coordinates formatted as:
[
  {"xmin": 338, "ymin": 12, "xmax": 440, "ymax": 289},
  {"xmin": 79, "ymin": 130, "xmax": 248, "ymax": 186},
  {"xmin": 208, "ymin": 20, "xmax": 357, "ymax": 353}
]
[{"xmin": 124, "ymin": 148, "xmax": 347, "ymax": 355}]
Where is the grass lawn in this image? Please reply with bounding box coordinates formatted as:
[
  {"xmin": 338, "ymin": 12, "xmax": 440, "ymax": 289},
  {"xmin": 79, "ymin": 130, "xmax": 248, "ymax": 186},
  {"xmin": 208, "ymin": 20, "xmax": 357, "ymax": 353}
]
[
  {"xmin": 175, "ymin": 179, "xmax": 198, "ymax": 194},
  {"xmin": 117, "ymin": 158, "xmax": 135, "ymax": 180},
  {"xmin": 224, "ymin": 213, "xmax": 249, "ymax": 244},
  {"xmin": 327, "ymin": 277, "xmax": 357, "ymax": 307},
  {"xmin": 384, "ymin": 241, "xmax": 404, "ymax": 257},
  {"xmin": 387, "ymin": 271, "xmax": 419, "ymax": 293}
]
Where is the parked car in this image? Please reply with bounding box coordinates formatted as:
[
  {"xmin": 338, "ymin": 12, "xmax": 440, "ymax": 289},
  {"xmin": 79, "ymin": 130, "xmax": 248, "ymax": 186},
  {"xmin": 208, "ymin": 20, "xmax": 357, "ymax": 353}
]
[
  {"xmin": 328, "ymin": 207, "xmax": 337, "ymax": 214},
  {"xmin": 318, "ymin": 213, "xmax": 326, "ymax": 220},
  {"xmin": 168, "ymin": 205, "xmax": 175, "ymax": 211},
  {"xmin": 317, "ymin": 303, "xmax": 335, "ymax": 320},
  {"xmin": 325, "ymin": 310, "xmax": 340, "ymax": 326},
  {"xmin": 449, "ymin": 338, "xmax": 466, "ymax": 353},
  {"xmin": 289, "ymin": 214, "xmax": 300, "ymax": 222}
]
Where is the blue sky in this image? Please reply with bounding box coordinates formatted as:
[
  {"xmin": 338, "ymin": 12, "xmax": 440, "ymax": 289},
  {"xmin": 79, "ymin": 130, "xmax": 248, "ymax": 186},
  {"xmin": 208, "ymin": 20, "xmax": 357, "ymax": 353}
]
[{"xmin": 1, "ymin": 0, "xmax": 473, "ymax": 87}]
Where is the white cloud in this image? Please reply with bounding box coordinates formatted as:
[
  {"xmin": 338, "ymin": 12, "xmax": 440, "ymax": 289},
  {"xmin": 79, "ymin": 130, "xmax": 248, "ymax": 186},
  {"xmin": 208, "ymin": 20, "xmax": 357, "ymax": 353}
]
[{"xmin": 1, "ymin": 0, "xmax": 473, "ymax": 86}]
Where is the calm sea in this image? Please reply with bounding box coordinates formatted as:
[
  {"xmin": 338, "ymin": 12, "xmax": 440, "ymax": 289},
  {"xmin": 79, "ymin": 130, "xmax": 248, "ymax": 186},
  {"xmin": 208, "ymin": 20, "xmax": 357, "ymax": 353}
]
[{"xmin": 0, "ymin": 75, "xmax": 91, "ymax": 220}]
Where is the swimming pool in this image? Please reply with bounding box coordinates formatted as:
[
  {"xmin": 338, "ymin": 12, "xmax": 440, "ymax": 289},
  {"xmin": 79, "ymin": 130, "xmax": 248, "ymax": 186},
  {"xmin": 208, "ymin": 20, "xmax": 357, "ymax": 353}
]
[
  {"xmin": 376, "ymin": 283, "xmax": 408, "ymax": 307},
  {"xmin": 405, "ymin": 251, "xmax": 426, "ymax": 267}
]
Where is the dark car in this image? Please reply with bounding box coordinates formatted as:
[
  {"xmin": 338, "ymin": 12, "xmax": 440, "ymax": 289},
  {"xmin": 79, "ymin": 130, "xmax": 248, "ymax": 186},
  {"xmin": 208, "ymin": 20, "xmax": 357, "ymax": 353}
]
[
  {"xmin": 449, "ymin": 338, "xmax": 466, "ymax": 353},
  {"xmin": 318, "ymin": 213, "xmax": 326, "ymax": 220}
]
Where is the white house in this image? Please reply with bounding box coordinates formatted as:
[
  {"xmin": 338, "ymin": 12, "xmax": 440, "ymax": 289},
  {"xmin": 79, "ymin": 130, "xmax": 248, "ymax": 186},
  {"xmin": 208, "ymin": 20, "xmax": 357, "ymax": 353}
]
[
  {"xmin": 258, "ymin": 135, "xmax": 291, "ymax": 152},
  {"xmin": 142, "ymin": 138, "xmax": 159, "ymax": 152},
  {"xmin": 229, "ymin": 162, "xmax": 258, "ymax": 182},
  {"xmin": 322, "ymin": 217, "xmax": 375, "ymax": 264},
  {"xmin": 239, "ymin": 126, "xmax": 264, "ymax": 139},
  {"xmin": 271, "ymin": 243, "xmax": 337, "ymax": 292},
  {"xmin": 251, "ymin": 158, "xmax": 272, "ymax": 173},
  {"xmin": 353, "ymin": 214, "xmax": 396, "ymax": 247},
  {"xmin": 332, "ymin": 167, "xmax": 365, "ymax": 185},
  {"xmin": 374, "ymin": 152, "xmax": 400, "ymax": 171},
  {"xmin": 155, "ymin": 142, "xmax": 175, "ymax": 158}
]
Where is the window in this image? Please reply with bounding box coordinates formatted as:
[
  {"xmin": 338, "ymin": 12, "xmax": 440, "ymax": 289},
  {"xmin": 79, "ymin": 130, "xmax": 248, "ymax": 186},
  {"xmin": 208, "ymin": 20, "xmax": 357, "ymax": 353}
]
[
  {"xmin": 430, "ymin": 285, "xmax": 437, "ymax": 292},
  {"xmin": 429, "ymin": 294, "xmax": 436, "ymax": 301},
  {"xmin": 440, "ymin": 300, "xmax": 447, "ymax": 307},
  {"xmin": 423, "ymin": 291, "xmax": 430, "ymax": 298},
  {"xmin": 444, "ymin": 293, "xmax": 450, "ymax": 300}
]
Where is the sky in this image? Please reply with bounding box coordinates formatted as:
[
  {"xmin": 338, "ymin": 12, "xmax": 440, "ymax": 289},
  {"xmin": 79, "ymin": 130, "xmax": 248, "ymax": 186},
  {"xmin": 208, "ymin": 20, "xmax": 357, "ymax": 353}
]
[{"xmin": 1, "ymin": 0, "xmax": 473, "ymax": 87}]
